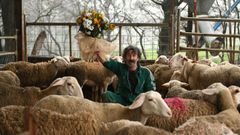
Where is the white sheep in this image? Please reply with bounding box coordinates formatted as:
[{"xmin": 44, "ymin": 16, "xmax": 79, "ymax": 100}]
[
  {"xmin": 100, "ymin": 120, "xmax": 143, "ymax": 135},
  {"xmin": 172, "ymin": 61, "xmax": 240, "ymax": 89},
  {"xmin": 163, "ymin": 80, "xmax": 240, "ymax": 104},
  {"xmin": 169, "ymin": 53, "xmax": 188, "ymax": 70},
  {"xmin": 0, "ymin": 76, "xmax": 83, "ymax": 107},
  {"xmin": 0, "ymin": 105, "xmax": 99, "ymax": 135},
  {"xmin": 146, "ymin": 83, "xmax": 240, "ymax": 132},
  {"xmin": 101, "ymin": 119, "xmax": 172, "ymax": 135},
  {"xmin": 0, "ymin": 70, "xmax": 20, "ymax": 86},
  {"xmin": 173, "ymin": 118, "xmax": 237, "ymax": 135},
  {"xmin": 65, "ymin": 61, "xmax": 116, "ymax": 101},
  {"xmin": 34, "ymin": 91, "xmax": 172, "ymax": 124},
  {"xmin": 1, "ymin": 56, "xmax": 69, "ymax": 87},
  {"xmin": 169, "ymin": 53, "xmax": 217, "ymax": 70},
  {"xmin": 174, "ymin": 83, "xmax": 240, "ymax": 134},
  {"xmin": 155, "ymin": 55, "xmax": 169, "ymax": 65},
  {"xmin": 163, "ymin": 80, "xmax": 202, "ymax": 99}
]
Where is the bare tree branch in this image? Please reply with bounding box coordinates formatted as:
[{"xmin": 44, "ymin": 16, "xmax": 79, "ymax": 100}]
[
  {"xmin": 132, "ymin": 26, "xmax": 146, "ymax": 59},
  {"xmin": 34, "ymin": 3, "xmax": 62, "ymax": 22},
  {"xmin": 44, "ymin": 26, "xmax": 63, "ymax": 56}
]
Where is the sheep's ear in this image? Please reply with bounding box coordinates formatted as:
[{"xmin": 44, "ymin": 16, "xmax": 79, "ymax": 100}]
[
  {"xmin": 162, "ymin": 82, "xmax": 170, "ymax": 87},
  {"xmin": 180, "ymin": 82, "xmax": 189, "ymax": 87},
  {"xmin": 49, "ymin": 57, "xmax": 57, "ymax": 63},
  {"xmin": 129, "ymin": 93, "xmax": 146, "ymax": 109},
  {"xmin": 50, "ymin": 78, "xmax": 65, "ymax": 86},
  {"xmin": 202, "ymin": 88, "xmax": 220, "ymax": 95}
]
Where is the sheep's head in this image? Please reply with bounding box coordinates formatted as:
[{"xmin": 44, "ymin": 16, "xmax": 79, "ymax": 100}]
[
  {"xmin": 169, "ymin": 53, "xmax": 188, "ymax": 70},
  {"xmin": 170, "ymin": 70, "xmax": 187, "ymax": 83},
  {"xmin": 202, "ymin": 83, "xmax": 240, "ymax": 109},
  {"xmin": 201, "ymin": 83, "xmax": 227, "ymax": 105},
  {"xmin": 162, "ymin": 80, "xmax": 189, "ymax": 88},
  {"xmin": 155, "ymin": 55, "xmax": 169, "ymax": 64},
  {"xmin": 228, "ymin": 85, "xmax": 240, "ymax": 106},
  {"xmin": 50, "ymin": 76, "xmax": 84, "ymax": 98},
  {"xmin": 50, "ymin": 56, "xmax": 70, "ymax": 67},
  {"xmin": 128, "ymin": 91, "xmax": 172, "ymax": 118}
]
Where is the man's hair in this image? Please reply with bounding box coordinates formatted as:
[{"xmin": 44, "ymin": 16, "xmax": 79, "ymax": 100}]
[{"xmin": 122, "ymin": 45, "xmax": 142, "ymax": 60}]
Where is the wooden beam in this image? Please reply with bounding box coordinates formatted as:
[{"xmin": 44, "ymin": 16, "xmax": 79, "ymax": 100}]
[{"xmin": 15, "ymin": 0, "xmax": 24, "ymax": 61}]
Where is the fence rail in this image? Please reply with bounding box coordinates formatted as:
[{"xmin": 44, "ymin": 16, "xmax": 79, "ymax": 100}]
[
  {"xmin": 176, "ymin": 10, "xmax": 240, "ymax": 63},
  {"xmin": 25, "ymin": 22, "xmax": 170, "ymax": 60},
  {"xmin": 0, "ymin": 31, "xmax": 18, "ymax": 64}
]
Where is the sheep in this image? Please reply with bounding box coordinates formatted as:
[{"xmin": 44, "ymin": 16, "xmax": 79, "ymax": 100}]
[
  {"xmin": 172, "ymin": 61, "xmax": 240, "ymax": 89},
  {"xmin": 0, "ymin": 76, "xmax": 83, "ymax": 107},
  {"xmin": 0, "ymin": 105, "xmax": 100, "ymax": 135},
  {"xmin": 163, "ymin": 80, "xmax": 202, "ymax": 99},
  {"xmin": 146, "ymin": 82, "xmax": 240, "ymax": 132},
  {"xmin": 1, "ymin": 56, "xmax": 69, "ymax": 87},
  {"xmin": 169, "ymin": 53, "xmax": 217, "ymax": 70},
  {"xmin": 101, "ymin": 119, "xmax": 172, "ymax": 135},
  {"xmin": 169, "ymin": 53, "xmax": 188, "ymax": 70},
  {"xmin": 145, "ymin": 63, "xmax": 161, "ymax": 74},
  {"xmin": 146, "ymin": 97, "xmax": 217, "ymax": 132},
  {"xmin": 34, "ymin": 91, "xmax": 172, "ymax": 124},
  {"xmin": 173, "ymin": 118, "xmax": 237, "ymax": 135},
  {"xmin": 164, "ymin": 80, "xmax": 240, "ymax": 105},
  {"xmin": 145, "ymin": 55, "xmax": 169, "ymax": 74},
  {"xmin": 197, "ymin": 58, "xmax": 217, "ymax": 67},
  {"xmin": 65, "ymin": 61, "xmax": 115, "ymax": 101},
  {"xmin": 112, "ymin": 123, "xmax": 172, "ymax": 135},
  {"xmin": 100, "ymin": 120, "xmax": 143, "ymax": 135},
  {"xmin": 0, "ymin": 105, "xmax": 26, "ymax": 135},
  {"xmin": 0, "ymin": 70, "xmax": 20, "ymax": 86},
  {"xmin": 174, "ymin": 83, "xmax": 240, "ymax": 133},
  {"xmin": 153, "ymin": 65, "xmax": 175, "ymax": 98},
  {"xmin": 155, "ymin": 55, "xmax": 169, "ymax": 65}
]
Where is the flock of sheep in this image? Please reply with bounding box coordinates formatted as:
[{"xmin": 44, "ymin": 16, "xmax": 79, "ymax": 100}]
[{"xmin": 0, "ymin": 53, "xmax": 240, "ymax": 135}]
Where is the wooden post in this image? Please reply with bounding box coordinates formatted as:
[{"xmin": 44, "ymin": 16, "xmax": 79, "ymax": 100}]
[
  {"xmin": 168, "ymin": 0, "xmax": 176, "ymax": 55},
  {"xmin": 176, "ymin": 10, "xmax": 180, "ymax": 53},
  {"xmin": 170, "ymin": 15, "xmax": 175, "ymax": 55},
  {"xmin": 119, "ymin": 26, "xmax": 122, "ymax": 56},
  {"xmin": 194, "ymin": 0, "xmax": 199, "ymax": 60},
  {"xmin": 15, "ymin": 0, "xmax": 24, "ymax": 61},
  {"xmin": 23, "ymin": 14, "xmax": 28, "ymax": 61},
  {"xmin": 69, "ymin": 25, "xmax": 72, "ymax": 57}
]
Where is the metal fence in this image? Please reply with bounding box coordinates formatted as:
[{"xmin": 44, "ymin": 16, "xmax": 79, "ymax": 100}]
[
  {"xmin": 25, "ymin": 22, "xmax": 169, "ymax": 60},
  {"xmin": 176, "ymin": 11, "xmax": 240, "ymax": 64}
]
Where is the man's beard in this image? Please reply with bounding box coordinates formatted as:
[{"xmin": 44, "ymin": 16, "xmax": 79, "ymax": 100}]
[{"xmin": 126, "ymin": 60, "xmax": 137, "ymax": 67}]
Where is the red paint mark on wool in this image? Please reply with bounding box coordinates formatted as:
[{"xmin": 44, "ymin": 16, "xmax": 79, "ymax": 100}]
[{"xmin": 164, "ymin": 98, "xmax": 188, "ymax": 116}]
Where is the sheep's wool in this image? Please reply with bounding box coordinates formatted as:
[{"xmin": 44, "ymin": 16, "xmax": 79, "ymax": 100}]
[{"xmin": 164, "ymin": 98, "xmax": 187, "ymax": 118}]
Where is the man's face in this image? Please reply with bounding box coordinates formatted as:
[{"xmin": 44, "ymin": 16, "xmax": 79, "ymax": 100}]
[{"xmin": 125, "ymin": 50, "xmax": 139, "ymax": 68}]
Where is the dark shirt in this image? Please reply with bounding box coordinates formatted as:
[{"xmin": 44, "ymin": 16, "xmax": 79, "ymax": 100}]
[{"xmin": 128, "ymin": 70, "xmax": 138, "ymax": 93}]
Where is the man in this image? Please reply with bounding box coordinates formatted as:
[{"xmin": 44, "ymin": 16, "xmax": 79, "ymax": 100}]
[{"xmin": 95, "ymin": 45, "xmax": 156, "ymax": 106}]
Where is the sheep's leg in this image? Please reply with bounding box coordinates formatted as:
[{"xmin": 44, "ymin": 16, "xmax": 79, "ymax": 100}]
[
  {"xmin": 93, "ymin": 86, "xmax": 99, "ymax": 102},
  {"xmin": 98, "ymin": 85, "xmax": 108, "ymax": 102},
  {"xmin": 98, "ymin": 87, "xmax": 104, "ymax": 102},
  {"xmin": 91, "ymin": 86, "xmax": 96, "ymax": 101}
]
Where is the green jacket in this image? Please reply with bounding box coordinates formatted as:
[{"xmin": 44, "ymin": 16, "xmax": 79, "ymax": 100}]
[{"xmin": 103, "ymin": 59, "xmax": 156, "ymax": 103}]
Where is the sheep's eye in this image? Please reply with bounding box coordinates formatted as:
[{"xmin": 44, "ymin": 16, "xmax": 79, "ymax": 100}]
[
  {"xmin": 67, "ymin": 82, "xmax": 73, "ymax": 87},
  {"xmin": 148, "ymin": 98, "xmax": 153, "ymax": 101}
]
